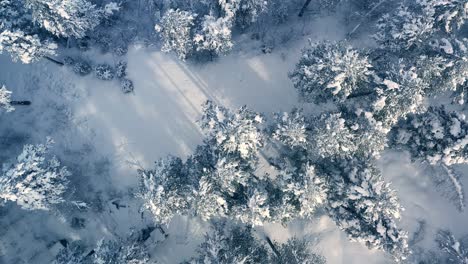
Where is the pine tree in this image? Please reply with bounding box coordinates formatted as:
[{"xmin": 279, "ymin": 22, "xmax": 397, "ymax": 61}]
[
  {"xmin": 0, "ymin": 138, "xmax": 70, "ymax": 211},
  {"xmin": 371, "ymin": 64, "xmax": 426, "ymax": 128},
  {"xmin": 156, "ymin": 9, "xmax": 197, "ymax": 60},
  {"xmin": 393, "ymin": 106, "xmax": 468, "ymax": 167},
  {"xmin": 272, "ymin": 162, "xmax": 327, "ymax": 223},
  {"xmin": 289, "ymin": 41, "xmax": 374, "ymax": 104},
  {"xmin": 93, "ymin": 238, "xmax": 150, "ymax": 264},
  {"xmin": 53, "ymin": 241, "xmax": 89, "ymax": 264},
  {"xmin": 236, "ymin": 0, "xmax": 268, "ymax": 27},
  {"xmin": 94, "ymin": 64, "xmax": 115, "ymax": 80},
  {"xmin": 374, "ymin": 1, "xmax": 436, "ymax": 51},
  {"xmin": 0, "ymin": 29, "xmax": 57, "ymax": 63},
  {"xmin": 426, "ymin": 0, "xmax": 468, "ymax": 33},
  {"xmin": 194, "ymin": 15, "xmax": 234, "ymax": 57},
  {"xmin": 188, "ymin": 221, "xmax": 326, "ymax": 264},
  {"xmin": 275, "ymin": 237, "xmax": 326, "ymax": 264},
  {"xmin": 25, "ymin": 0, "xmax": 103, "ymax": 38},
  {"xmin": 392, "ymin": 106, "xmax": 468, "ymax": 210},
  {"xmin": 199, "ymin": 100, "xmax": 264, "ymax": 165},
  {"xmin": 318, "ymin": 156, "xmax": 409, "ymax": 262},
  {"xmin": 120, "ymin": 78, "xmax": 134, "ymax": 94},
  {"xmin": 138, "ymin": 156, "xmax": 193, "ymax": 225},
  {"xmin": 308, "ymin": 110, "xmax": 387, "ymax": 159},
  {"xmin": 0, "ymin": 84, "xmax": 14, "ymax": 112},
  {"xmin": 272, "ymin": 108, "xmax": 308, "ymax": 150},
  {"xmin": 188, "ymin": 221, "xmax": 270, "ymax": 263}
]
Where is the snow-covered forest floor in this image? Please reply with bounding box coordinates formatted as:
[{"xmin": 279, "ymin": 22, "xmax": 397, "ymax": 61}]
[{"xmin": 1, "ymin": 1, "xmax": 468, "ymax": 263}]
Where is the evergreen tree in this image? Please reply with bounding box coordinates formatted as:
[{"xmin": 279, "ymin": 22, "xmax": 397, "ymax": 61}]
[
  {"xmin": 309, "ymin": 111, "xmax": 387, "ymax": 159},
  {"xmin": 392, "ymin": 106, "xmax": 467, "ymax": 210},
  {"xmin": 393, "ymin": 106, "xmax": 468, "ymax": 167},
  {"xmin": 318, "ymin": 156, "xmax": 409, "ymax": 262},
  {"xmin": 427, "ymin": 0, "xmax": 467, "ymax": 33},
  {"xmin": 188, "ymin": 221, "xmax": 270, "ymax": 263},
  {"xmin": 120, "ymin": 78, "xmax": 134, "ymax": 94},
  {"xmin": 374, "ymin": 1, "xmax": 436, "ymax": 51},
  {"xmin": 94, "ymin": 64, "xmax": 115, "ymax": 81},
  {"xmin": 156, "ymin": 9, "xmax": 197, "ymax": 60},
  {"xmin": 275, "ymin": 237, "xmax": 326, "ymax": 264},
  {"xmin": 371, "ymin": 64, "xmax": 426, "ymax": 128},
  {"xmin": 0, "ymin": 29, "xmax": 57, "ymax": 63},
  {"xmin": 188, "ymin": 221, "xmax": 326, "ymax": 264},
  {"xmin": 236, "ymin": 0, "xmax": 268, "ymax": 27},
  {"xmin": 272, "ymin": 108, "xmax": 308, "ymax": 150},
  {"xmin": 289, "ymin": 41, "xmax": 374, "ymax": 104},
  {"xmin": 138, "ymin": 156, "xmax": 193, "ymax": 225},
  {"xmin": 194, "ymin": 15, "xmax": 234, "ymax": 56},
  {"xmin": 272, "ymin": 162, "xmax": 327, "ymax": 223},
  {"xmin": 53, "ymin": 241, "xmax": 89, "ymax": 264},
  {"xmin": 25, "ymin": 0, "xmax": 103, "ymax": 38},
  {"xmin": 0, "ymin": 138, "xmax": 70, "ymax": 211},
  {"xmin": 93, "ymin": 238, "xmax": 150, "ymax": 264}
]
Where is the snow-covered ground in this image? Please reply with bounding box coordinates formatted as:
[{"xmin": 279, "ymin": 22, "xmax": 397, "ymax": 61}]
[{"xmin": 1, "ymin": 13, "xmax": 467, "ymax": 264}]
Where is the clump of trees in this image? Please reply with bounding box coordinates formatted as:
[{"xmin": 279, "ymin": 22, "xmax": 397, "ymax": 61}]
[
  {"xmin": 137, "ymin": 1, "xmax": 467, "ymax": 263},
  {"xmin": 0, "ymin": 0, "xmax": 119, "ymax": 63}
]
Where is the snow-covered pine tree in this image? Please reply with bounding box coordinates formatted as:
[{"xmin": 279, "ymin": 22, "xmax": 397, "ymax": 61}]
[
  {"xmin": 0, "ymin": 138, "xmax": 70, "ymax": 211},
  {"xmin": 272, "ymin": 108, "xmax": 308, "ymax": 150},
  {"xmin": 308, "ymin": 110, "xmax": 387, "ymax": 159},
  {"xmin": 270, "ymin": 162, "xmax": 327, "ymax": 223},
  {"xmin": 94, "ymin": 64, "xmax": 115, "ymax": 80},
  {"xmin": 115, "ymin": 60, "xmax": 127, "ymax": 79},
  {"xmin": 374, "ymin": 1, "xmax": 436, "ymax": 51},
  {"xmin": 392, "ymin": 106, "xmax": 467, "ymax": 210},
  {"xmin": 0, "ymin": 84, "xmax": 14, "ymax": 112},
  {"xmin": 435, "ymin": 229, "xmax": 468, "ymax": 264},
  {"xmin": 199, "ymin": 100, "xmax": 264, "ymax": 166},
  {"xmin": 235, "ymin": 0, "xmax": 268, "ymax": 28},
  {"xmin": 73, "ymin": 59, "xmax": 92, "ymax": 76},
  {"xmin": 194, "ymin": 15, "xmax": 234, "ymax": 57},
  {"xmin": 274, "ymin": 237, "xmax": 326, "ymax": 264},
  {"xmin": 25, "ymin": 0, "xmax": 103, "ymax": 38},
  {"xmin": 93, "ymin": 238, "xmax": 150, "ymax": 264},
  {"xmin": 0, "ymin": 0, "xmax": 29, "ymax": 29},
  {"xmin": 289, "ymin": 41, "xmax": 374, "ymax": 104},
  {"xmin": 189, "ymin": 220, "xmax": 327, "ymax": 263},
  {"xmin": 0, "ymin": 29, "xmax": 57, "ymax": 63},
  {"xmin": 310, "ymin": 112, "xmax": 359, "ymax": 158},
  {"xmin": 318, "ymin": 156, "xmax": 409, "ymax": 262},
  {"xmin": 53, "ymin": 241, "xmax": 89, "ymax": 264},
  {"xmin": 188, "ymin": 221, "xmax": 270, "ymax": 263},
  {"xmin": 426, "ymin": 0, "xmax": 468, "ymax": 33},
  {"xmin": 196, "ymin": 101, "xmax": 271, "ymax": 225},
  {"xmin": 156, "ymin": 9, "xmax": 197, "ymax": 60},
  {"xmin": 393, "ymin": 106, "xmax": 468, "ymax": 167},
  {"xmin": 415, "ymin": 54, "xmax": 467, "ymax": 99},
  {"xmin": 138, "ymin": 156, "xmax": 193, "ymax": 225},
  {"xmin": 120, "ymin": 78, "xmax": 134, "ymax": 94},
  {"xmin": 371, "ymin": 64, "xmax": 426, "ymax": 129}
]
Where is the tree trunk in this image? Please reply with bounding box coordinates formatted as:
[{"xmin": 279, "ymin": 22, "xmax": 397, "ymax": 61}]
[
  {"xmin": 44, "ymin": 56, "xmax": 64, "ymax": 66},
  {"xmin": 265, "ymin": 236, "xmax": 282, "ymax": 261},
  {"xmin": 10, "ymin": 101, "xmax": 31, "ymax": 106},
  {"xmin": 298, "ymin": 0, "xmax": 312, "ymax": 17}
]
